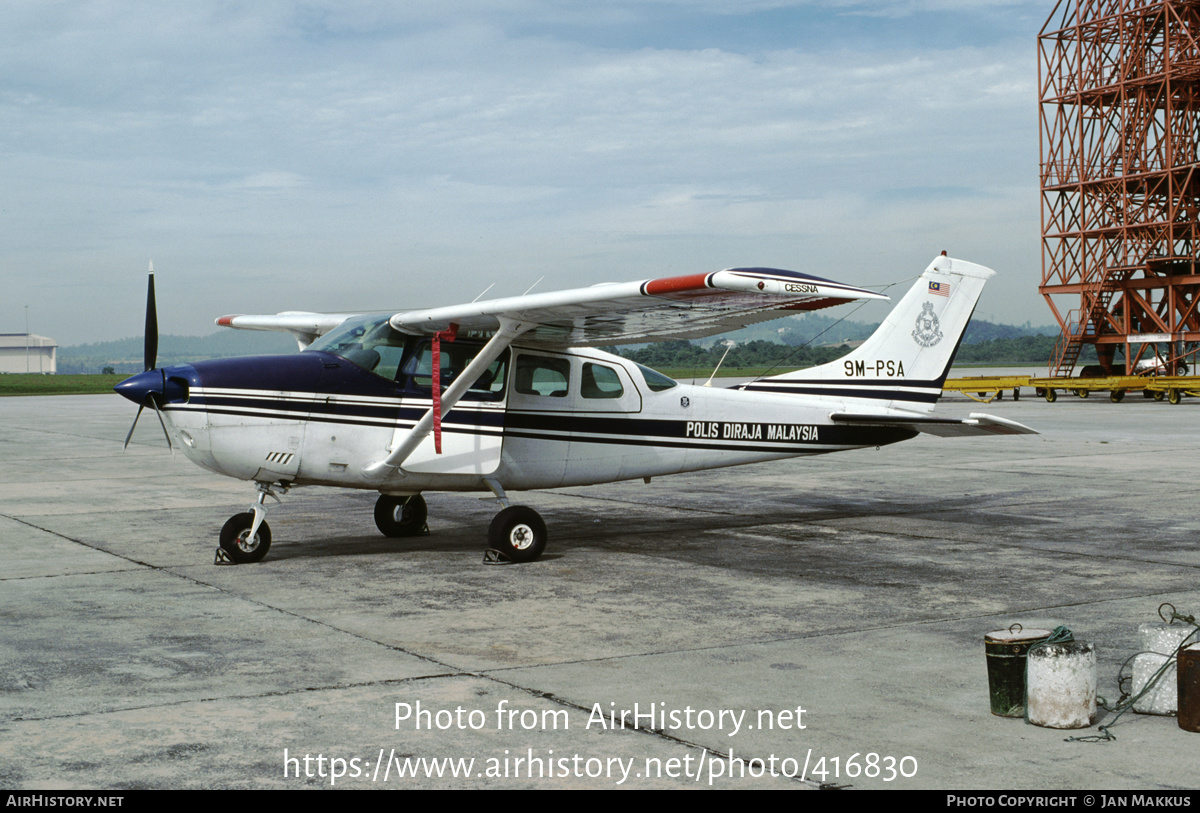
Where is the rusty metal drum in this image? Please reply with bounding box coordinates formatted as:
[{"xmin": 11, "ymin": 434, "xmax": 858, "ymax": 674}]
[
  {"xmin": 984, "ymin": 626, "xmax": 1052, "ymax": 718},
  {"xmin": 1180, "ymin": 645, "xmax": 1200, "ymax": 733}
]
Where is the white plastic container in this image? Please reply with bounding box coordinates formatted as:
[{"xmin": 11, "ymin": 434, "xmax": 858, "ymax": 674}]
[
  {"xmin": 1133, "ymin": 623, "xmax": 1194, "ymax": 715},
  {"xmin": 1026, "ymin": 641, "xmax": 1097, "ymax": 729}
]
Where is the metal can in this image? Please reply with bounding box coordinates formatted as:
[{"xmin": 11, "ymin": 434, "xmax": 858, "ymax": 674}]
[
  {"xmin": 1180, "ymin": 644, "xmax": 1200, "ymax": 733},
  {"xmin": 985, "ymin": 626, "xmax": 1053, "ymax": 717}
]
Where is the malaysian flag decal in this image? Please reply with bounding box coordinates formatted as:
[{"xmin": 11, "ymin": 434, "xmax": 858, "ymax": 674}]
[{"xmin": 928, "ymin": 281, "xmax": 950, "ymax": 297}]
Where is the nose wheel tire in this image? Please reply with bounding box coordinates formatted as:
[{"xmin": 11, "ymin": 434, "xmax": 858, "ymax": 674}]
[
  {"xmin": 374, "ymin": 494, "xmax": 428, "ymax": 537},
  {"xmin": 488, "ymin": 506, "xmax": 547, "ymax": 563},
  {"xmin": 219, "ymin": 512, "xmax": 272, "ymax": 564}
]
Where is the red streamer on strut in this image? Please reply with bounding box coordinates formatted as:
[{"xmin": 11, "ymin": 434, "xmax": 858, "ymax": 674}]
[{"xmin": 431, "ymin": 324, "xmax": 458, "ymax": 454}]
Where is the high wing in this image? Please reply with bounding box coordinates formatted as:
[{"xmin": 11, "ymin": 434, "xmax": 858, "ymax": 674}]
[
  {"xmin": 386, "ymin": 267, "xmax": 887, "ymax": 347},
  {"xmin": 218, "ymin": 267, "xmax": 887, "ymax": 348},
  {"xmin": 215, "ymin": 312, "xmax": 363, "ymax": 350}
]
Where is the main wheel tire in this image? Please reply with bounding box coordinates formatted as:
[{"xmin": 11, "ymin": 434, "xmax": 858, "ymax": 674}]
[
  {"xmin": 374, "ymin": 494, "xmax": 427, "ymax": 537},
  {"xmin": 488, "ymin": 506, "xmax": 547, "ymax": 563},
  {"xmin": 220, "ymin": 512, "xmax": 272, "ymax": 564}
]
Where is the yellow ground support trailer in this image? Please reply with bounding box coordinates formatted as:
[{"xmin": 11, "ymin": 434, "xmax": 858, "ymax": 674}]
[
  {"xmin": 943, "ymin": 375, "xmax": 1200, "ymax": 404},
  {"xmin": 942, "ymin": 375, "xmax": 1031, "ymax": 403}
]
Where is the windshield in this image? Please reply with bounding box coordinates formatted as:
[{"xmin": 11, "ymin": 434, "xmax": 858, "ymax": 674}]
[{"xmin": 306, "ymin": 315, "xmax": 409, "ymax": 380}]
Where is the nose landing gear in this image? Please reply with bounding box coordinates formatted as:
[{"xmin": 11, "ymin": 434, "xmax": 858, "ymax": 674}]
[{"xmin": 216, "ymin": 482, "xmax": 284, "ymax": 564}]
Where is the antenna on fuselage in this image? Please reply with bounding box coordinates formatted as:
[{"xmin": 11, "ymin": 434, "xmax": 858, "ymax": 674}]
[{"xmin": 703, "ymin": 341, "xmax": 735, "ymax": 388}]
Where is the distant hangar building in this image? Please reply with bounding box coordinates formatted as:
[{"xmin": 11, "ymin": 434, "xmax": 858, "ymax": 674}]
[{"xmin": 0, "ymin": 334, "xmax": 58, "ymax": 374}]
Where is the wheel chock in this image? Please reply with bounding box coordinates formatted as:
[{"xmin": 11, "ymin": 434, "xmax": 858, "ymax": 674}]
[
  {"xmin": 214, "ymin": 547, "xmax": 237, "ymax": 565},
  {"xmin": 482, "ymin": 548, "xmax": 513, "ymax": 565}
]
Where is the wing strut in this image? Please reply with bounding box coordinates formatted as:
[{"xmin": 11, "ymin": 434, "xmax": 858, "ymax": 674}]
[{"xmin": 364, "ymin": 318, "xmax": 532, "ymax": 479}]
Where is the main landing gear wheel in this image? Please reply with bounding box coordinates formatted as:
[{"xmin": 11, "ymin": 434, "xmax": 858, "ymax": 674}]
[
  {"xmin": 219, "ymin": 512, "xmax": 272, "ymax": 564},
  {"xmin": 488, "ymin": 506, "xmax": 547, "ymax": 563},
  {"xmin": 374, "ymin": 494, "xmax": 428, "ymax": 537}
]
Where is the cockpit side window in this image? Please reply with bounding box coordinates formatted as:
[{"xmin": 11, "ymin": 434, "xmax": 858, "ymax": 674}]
[{"xmin": 401, "ymin": 341, "xmax": 509, "ymax": 400}]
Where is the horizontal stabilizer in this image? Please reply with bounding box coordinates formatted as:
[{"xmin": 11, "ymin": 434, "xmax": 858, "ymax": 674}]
[{"xmin": 830, "ymin": 412, "xmax": 1037, "ymax": 437}]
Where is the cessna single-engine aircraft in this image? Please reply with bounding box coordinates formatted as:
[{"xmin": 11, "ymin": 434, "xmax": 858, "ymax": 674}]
[{"xmin": 115, "ymin": 253, "xmax": 1033, "ymax": 565}]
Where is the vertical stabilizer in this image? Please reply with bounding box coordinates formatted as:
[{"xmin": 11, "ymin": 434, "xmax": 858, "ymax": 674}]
[{"xmin": 739, "ymin": 255, "xmax": 994, "ymax": 413}]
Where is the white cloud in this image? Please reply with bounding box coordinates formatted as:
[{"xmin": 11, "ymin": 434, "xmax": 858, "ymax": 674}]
[{"xmin": 0, "ymin": 1, "xmax": 1047, "ymax": 343}]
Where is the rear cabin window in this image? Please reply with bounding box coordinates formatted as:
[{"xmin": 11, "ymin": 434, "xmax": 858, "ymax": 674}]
[
  {"xmin": 515, "ymin": 355, "xmax": 570, "ymax": 397},
  {"xmin": 581, "ymin": 363, "xmax": 624, "ymax": 399},
  {"xmin": 636, "ymin": 363, "xmax": 677, "ymax": 392}
]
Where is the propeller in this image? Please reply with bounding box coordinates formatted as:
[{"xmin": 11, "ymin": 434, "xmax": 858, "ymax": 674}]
[
  {"xmin": 118, "ymin": 263, "xmax": 174, "ymax": 453},
  {"xmin": 144, "ymin": 261, "xmax": 158, "ymax": 372}
]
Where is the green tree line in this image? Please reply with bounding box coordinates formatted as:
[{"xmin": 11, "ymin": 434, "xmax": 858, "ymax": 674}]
[{"xmin": 614, "ymin": 334, "xmax": 1082, "ymax": 371}]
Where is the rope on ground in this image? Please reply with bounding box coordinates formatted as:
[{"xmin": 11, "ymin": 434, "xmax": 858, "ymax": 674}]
[{"xmin": 1067, "ymin": 604, "xmax": 1199, "ymax": 743}]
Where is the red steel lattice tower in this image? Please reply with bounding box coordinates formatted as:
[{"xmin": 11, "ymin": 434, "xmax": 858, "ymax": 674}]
[{"xmin": 1040, "ymin": 0, "xmax": 1200, "ymax": 375}]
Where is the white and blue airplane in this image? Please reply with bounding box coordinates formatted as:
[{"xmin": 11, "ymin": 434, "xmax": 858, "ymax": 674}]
[{"xmin": 115, "ymin": 254, "xmax": 1033, "ymax": 564}]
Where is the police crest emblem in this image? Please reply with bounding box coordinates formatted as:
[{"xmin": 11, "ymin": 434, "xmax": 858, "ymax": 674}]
[{"xmin": 912, "ymin": 302, "xmax": 943, "ymax": 347}]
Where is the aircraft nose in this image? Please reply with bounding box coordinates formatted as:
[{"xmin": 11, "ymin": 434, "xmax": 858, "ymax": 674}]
[
  {"xmin": 114, "ymin": 370, "xmax": 163, "ymax": 406},
  {"xmin": 114, "ymin": 368, "xmax": 190, "ymax": 406}
]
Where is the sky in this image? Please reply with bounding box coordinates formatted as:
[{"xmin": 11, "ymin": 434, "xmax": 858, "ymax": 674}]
[{"xmin": 1, "ymin": 0, "xmax": 1056, "ymax": 347}]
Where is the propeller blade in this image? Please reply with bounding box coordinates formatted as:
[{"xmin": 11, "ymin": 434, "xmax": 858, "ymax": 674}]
[
  {"xmin": 123, "ymin": 405, "xmax": 144, "ymax": 452},
  {"xmin": 144, "ymin": 262, "xmax": 158, "ymax": 372},
  {"xmin": 150, "ymin": 396, "xmax": 175, "ymax": 456}
]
